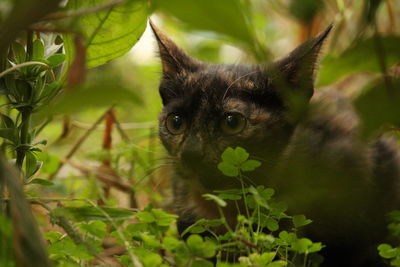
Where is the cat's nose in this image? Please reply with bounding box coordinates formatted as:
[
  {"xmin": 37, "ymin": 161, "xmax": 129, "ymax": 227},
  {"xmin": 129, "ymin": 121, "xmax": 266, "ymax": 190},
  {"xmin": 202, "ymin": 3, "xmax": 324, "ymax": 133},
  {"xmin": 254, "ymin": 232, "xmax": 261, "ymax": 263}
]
[{"xmin": 181, "ymin": 135, "xmax": 203, "ymax": 164}]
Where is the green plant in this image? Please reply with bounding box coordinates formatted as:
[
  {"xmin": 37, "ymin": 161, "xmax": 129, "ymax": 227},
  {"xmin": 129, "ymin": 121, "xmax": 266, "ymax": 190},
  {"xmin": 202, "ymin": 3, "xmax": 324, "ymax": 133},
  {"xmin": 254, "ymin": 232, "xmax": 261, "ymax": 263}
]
[
  {"xmin": 0, "ymin": 36, "xmax": 64, "ymax": 178},
  {"xmin": 378, "ymin": 211, "xmax": 400, "ymax": 266},
  {"xmin": 184, "ymin": 147, "xmax": 324, "ymax": 267}
]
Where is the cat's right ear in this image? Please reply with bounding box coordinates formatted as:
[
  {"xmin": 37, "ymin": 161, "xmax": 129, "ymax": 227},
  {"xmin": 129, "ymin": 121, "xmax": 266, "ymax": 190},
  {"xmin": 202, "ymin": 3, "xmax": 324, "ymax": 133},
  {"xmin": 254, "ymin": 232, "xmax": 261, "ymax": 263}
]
[{"xmin": 149, "ymin": 21, "xmax": 200, "ymax": 77}]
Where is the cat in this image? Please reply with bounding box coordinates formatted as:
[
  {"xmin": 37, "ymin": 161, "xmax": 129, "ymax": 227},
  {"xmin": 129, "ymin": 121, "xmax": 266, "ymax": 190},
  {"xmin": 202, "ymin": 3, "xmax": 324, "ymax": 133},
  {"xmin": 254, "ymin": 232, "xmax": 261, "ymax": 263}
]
[{"xmin": 150, "ymin": 21, "xmax": 400, "ymax": 267}]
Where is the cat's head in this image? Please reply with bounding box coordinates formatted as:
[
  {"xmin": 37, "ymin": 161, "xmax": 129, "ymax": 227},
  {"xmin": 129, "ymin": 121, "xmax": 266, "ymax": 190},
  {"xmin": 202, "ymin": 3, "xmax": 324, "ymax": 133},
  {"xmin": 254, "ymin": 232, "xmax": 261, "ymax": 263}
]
[{"xmin": 151, "ymin": 21, "xmax": 331, "ymax": 189}]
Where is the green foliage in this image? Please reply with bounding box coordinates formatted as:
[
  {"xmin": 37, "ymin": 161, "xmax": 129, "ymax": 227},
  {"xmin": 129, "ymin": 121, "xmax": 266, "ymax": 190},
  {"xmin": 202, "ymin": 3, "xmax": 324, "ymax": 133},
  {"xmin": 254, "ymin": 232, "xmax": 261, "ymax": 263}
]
[
  {"xmin": 355, "ymin": 77, "xmax": 400, "ymax": 137},
  {"xmin": 152, "ymin": 0, "xmax": 254, "ymax": 47},
  {"xmin": 378, "ymin": 211, "xmax": 400, "ymax": 266},
  {"xmin": 318, "ymin": 36, "xmax": 400, "ymax": 86},
  {"xmin": 64, "ymin": 0, "xmax": 148, "ymax": 68},
  {"xmin": 218, "ymin": 147, "xmax": 261, "ymax": 177},
  {"xmin": 52, "ymin": 206, "xmax": 135, "ymax": 222}
]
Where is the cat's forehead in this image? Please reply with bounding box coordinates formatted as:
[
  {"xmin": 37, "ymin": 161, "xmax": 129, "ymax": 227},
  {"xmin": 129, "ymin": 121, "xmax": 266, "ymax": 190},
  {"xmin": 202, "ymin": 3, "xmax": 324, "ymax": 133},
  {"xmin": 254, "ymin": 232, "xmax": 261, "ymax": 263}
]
[{"xmin": 183, "ymin": 64, "xmax": 261, "ymax": 92}]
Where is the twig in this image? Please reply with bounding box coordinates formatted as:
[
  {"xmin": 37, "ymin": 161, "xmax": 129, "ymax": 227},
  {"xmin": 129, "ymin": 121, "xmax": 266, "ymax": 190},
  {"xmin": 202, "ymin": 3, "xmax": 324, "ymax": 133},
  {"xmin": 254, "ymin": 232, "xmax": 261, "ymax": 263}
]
[
  {"xmin": 49, "ymin": 105, "xmax": 115, "ymax": 180},
  {"xmin": 71, "ymin": 120, "xmax": 156, "ymax": 130},
  {"xmin": 110, "ymin": 112, "xmax": 130, "ymax": 142},
  {"xmin": 32, "ymin": 200, "xmax": 106, "ymax": 263},
  {"xmin": 65, "ymin": 159, "xmax": 133, "ymax": 193}
]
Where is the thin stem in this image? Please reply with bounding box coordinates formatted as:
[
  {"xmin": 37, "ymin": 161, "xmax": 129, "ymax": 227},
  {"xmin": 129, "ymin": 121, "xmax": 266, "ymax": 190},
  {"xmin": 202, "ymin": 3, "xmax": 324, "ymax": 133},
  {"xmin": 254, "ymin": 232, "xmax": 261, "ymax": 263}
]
[
  {"xmin": 239, "ymin": 174, "xmax": 250, "ymax": 218},
  {"xmin": 50, "ymin": 105, "xmax": 114, "ymax": 180},
  {"xmin": 217, "ymin": 205, "xmax": 233, "ymax": 233},
  {"xmin": 16, "ymin": 109, "xmax": 31, "ymax": 171},
  {"xmin": 0, "ymin": 61, "xmax": 49, "ymax": 79},
  {"xmin": 86, "ymin": 199, "xmax": 143, "ymax": 267}
]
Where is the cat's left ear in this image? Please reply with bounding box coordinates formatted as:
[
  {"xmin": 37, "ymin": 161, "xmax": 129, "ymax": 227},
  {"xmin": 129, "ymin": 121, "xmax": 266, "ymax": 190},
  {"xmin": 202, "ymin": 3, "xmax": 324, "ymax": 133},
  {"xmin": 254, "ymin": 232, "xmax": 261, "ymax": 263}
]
[
  {"xmin": 149, "ymin": 20, "xmax": 200, "ymax": 77},
  {"xmin": 273, "ymin": 24, "xmax": 333, "ymax": 99}
]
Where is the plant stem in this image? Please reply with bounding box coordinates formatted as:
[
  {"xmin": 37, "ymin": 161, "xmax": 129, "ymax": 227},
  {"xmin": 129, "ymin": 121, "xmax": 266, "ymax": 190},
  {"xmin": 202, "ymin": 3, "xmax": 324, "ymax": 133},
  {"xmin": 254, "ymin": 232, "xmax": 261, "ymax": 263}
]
[
  {"xmin": 16, "ymin": 108, "xmax": 31, "ymax": 171},
  {"xmin": 239, "ymin": 174, "xmax": 250, "ymax": 218}
]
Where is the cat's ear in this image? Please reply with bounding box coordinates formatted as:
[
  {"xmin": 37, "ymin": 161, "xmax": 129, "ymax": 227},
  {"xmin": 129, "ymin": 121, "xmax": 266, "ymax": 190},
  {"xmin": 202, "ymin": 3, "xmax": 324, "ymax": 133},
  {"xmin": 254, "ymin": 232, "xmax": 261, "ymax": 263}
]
[
  {"xmin": 149, "ymin": 21, "xmax": 200, "ymax": 77},
  {"xmin": 273, "ymin": 24, "xmax": 333, "ymax": 99}
]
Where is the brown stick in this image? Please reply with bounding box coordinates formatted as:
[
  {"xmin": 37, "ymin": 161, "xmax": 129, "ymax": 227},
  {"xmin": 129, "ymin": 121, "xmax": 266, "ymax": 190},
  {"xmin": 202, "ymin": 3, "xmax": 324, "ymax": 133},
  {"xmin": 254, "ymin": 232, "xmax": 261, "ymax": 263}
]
[
  {"xmin": 66, "ymin": 159, "xmax": 132, "ymax": 193},
  {"xmin": 49, "ymin": 106, "xmax": 114, "ymax": 180},
  {"xmin": 110, "ymin": 111, "xmax": 130, "ymax": 142}
]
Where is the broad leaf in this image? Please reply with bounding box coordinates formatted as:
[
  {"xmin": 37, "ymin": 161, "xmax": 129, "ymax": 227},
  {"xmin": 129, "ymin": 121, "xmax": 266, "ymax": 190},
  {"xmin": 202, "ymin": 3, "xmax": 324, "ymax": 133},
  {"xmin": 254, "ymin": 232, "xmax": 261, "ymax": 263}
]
[
  {"xmin": 52, "ymin": 206, "xmax": 135, "ymax": 221},
  {"xmin": 318, "ymin": 36, "xmax": 400, "ymax": 86},
  {"xmin": 39, "ymin": 73, "xmax": 142, "ymax": 116},
  {"xmin": 152, "ymin": 0, "xmax": 255, "ymax": 46},
  {"xmin": 32, "ymin": 39, "xmax": 45, "ymax": 60},
  {"xmin": 354, "ymin": 77, "xmax": 400, "ymax": 137},
  {"xmin": 64, "ymin": 0, "xmax": 148, "ymax": 68},
  {"xmin": 47, "ymin": 54, "xmax": 65, "ymax": 67},
  {"xmin": 27, "ymin": 178, "xmax": 54, "ymax": 186}
]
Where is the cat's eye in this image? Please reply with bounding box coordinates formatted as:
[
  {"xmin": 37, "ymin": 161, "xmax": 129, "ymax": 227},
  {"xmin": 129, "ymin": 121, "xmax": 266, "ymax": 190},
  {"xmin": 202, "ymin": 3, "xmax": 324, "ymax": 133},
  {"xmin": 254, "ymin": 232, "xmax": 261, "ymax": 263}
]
[
  {"xmin": 221, "ymin": 112, "xmax": 246, "ymax": 135},
  {"xmin": 166, "ymin": 114, "xmax": 186, "ymax": 135}
]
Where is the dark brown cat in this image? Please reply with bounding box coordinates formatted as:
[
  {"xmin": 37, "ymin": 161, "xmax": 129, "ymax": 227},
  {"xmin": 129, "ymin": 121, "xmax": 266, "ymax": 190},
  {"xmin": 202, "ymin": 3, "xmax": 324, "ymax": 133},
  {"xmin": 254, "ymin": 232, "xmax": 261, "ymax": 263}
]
[{"xmin": 151, "ymin": 22, "xmax": 400, "ymax": 267}]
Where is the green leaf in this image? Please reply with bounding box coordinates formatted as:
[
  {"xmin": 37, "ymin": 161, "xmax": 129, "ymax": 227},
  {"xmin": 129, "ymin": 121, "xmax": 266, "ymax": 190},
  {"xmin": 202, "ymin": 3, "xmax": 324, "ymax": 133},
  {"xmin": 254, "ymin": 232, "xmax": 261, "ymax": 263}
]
[
  {"xmin": 163, "ymin": 237, "xmax": 181, "ymax": 251},
  {"xmin": 265, "ymin": 218, "xmax": 279, "ymax": 232},
  {"xmin": 135, "ymin": 211, "xmax": 155, "ymax": 223},
  {"xmin": 221, "ymin": 147, "xmax": 236, "ymax": 163},
  {"xmin": 218, "ymin": 162, "xmax": 239, "ymax": 177},
  {"xmin": 64, "ymin": 0, "xmax": 148, "ymax": 68},
  {"xmin": 279, "ymin": 231, "xmax": 297, "ymax": 245},
  {"xmin": 218, "ymin": 193, "xmax": 241, "ymax": 200},
  {"xmin": 52, "ymin": 206, "xmax": 135, "ymax": 221},
  {"xmin": 38, "ymin": 81, "xmax": 60, "ymax": 101},
  {"xmin": 308, "ymin": 242, "xmax": 324, "ymax": 253},
  {"xmin": 202, "ymin": 193, "xmax": 227, "ymax": 207},
  {"xmin": 190, "ymin": 260, "xmax": 214, "ymax": 267},
  {"xmin": 25, "ymin": 151, "xmax": 41, "ymax": 179},
  {"xmin": 12, "ymin": 41, "xmax": 26, "ymax": 64},
  {"xmin": 291, "ymin": 238, "xmax": 313, "ymax": 254},
  {"xmin": 0, "ymin": 113, "xmax": 14, "ymax": 128},
  {"xmin": 186, "ymin": 235, "xmax": 216, "ymax": 258},
  {"xmin": 47, "ymin": 53, "xmax": 65, "ymax": 67},
  {"xmin": 181, "ymin": 219, "xmax": 207, "ymax": 236},
  {"xmin": 292, "ymin": 215, "xmax": 312, "ymax": 228},
  {"xmin": 318, "ymin": 36, "xmax": 400, "ymax": 86},
  {"xmin": 80, "ymin": 221, "xmax": 107, "ymax": 239},
  {"xmin": 234, "ymin": 147, "xmax": 249, "ymax": 163},
  {"xmin": 249, "ymin": 252, "xmax": 276, "ymax": 265},
  {"xmin": 141, "ymin": 234, "xmax": 162, "ymax": 249},
  {"xmin": 378, "ymin": 244, "xmax": 400, "ymax": 259},
  {"xmin": 152, "ymin": 0, "xmax": 254, "ymax": 45},
  {"xmin": 354, "ymin": 77, "xmax": 400, "ymax": 137},
  {"xmin": 27, "ymin": 178, "xmax": 53, "ymax": 186},
  {"xmin": 44, "ymin": 231, "xmax": 62, "ymax": 243},
  {"xmin": 32, "ymin": 39, "xmax": 45, "ymax": 60},
  {"xmin": 241, "ymin": 159, "xmax": 261, "ymax": 172},
  {"xmin": 36, "ymin": 152, "xmax": 60, "ymax": 175},
  {"xmin": 39, "ymin": 73, "xmax": 142, "ymax": 116},
  {"xmin": 266, "ymin": 261, "xmax": 287, "ymax": 267},
  {"xmin": 0, "ymin": 128, "xmax": 17, "ymax": 143},
  {"xmin": 151, "ymin": 209, "xmax": 178, "ymax": 226}
]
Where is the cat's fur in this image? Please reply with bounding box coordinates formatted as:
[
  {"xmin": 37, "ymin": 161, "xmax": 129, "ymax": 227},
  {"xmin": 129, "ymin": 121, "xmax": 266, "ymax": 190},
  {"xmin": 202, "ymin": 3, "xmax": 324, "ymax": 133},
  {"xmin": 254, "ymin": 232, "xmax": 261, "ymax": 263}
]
[{"xmin": 151, "ymin": 21, "xmax": 400, "ymax": 267}]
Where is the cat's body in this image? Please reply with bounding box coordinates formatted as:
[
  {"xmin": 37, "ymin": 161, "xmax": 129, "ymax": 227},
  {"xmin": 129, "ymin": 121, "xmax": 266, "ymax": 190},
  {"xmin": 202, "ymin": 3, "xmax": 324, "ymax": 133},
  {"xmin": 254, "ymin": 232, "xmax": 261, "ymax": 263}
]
[{"xmin": 151, "ymin": 22, "xmax": 400, "ymax": 266}]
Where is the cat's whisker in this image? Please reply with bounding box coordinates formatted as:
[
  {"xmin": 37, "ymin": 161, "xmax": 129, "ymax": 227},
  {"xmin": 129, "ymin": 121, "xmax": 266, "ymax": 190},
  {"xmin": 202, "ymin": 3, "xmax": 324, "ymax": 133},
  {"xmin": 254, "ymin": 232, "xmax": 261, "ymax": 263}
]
[
  {"xmin": 133, "ymin": 163, "xmax": 176, "ymax": 186},
  {"xmin": 222, "ymin": 70, "xmax": 261, "ymax": 100}
]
